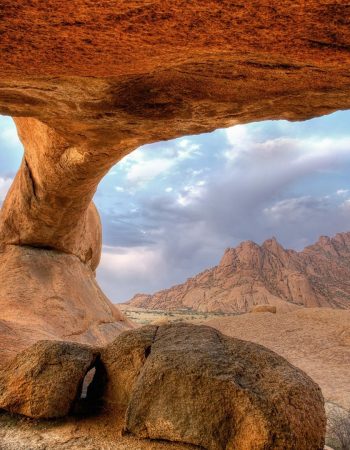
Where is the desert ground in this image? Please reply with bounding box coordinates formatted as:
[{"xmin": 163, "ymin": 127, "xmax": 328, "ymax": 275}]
[{"xmin": 118, "ymin": 303, "xmax": 239, "ymax": 325}]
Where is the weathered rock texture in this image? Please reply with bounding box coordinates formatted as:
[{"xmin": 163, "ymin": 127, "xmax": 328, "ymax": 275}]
[
  {"xmin": 129, "ymin": 232, "xmax": 350, "ymax": 313},
  {"xmin": 102, "ymin": 324, "xmax": 326, "ymax": 450},
  {"xmin": 101, "ymin": 326, "xmax": 158, "ymax": 414},
  {"xmin": 0, "ymin": 340, "xmax": 97, "ymax": 419},
  {"xmin": 0, "ymin": 1, "xmax": 350, "ymax": 370},
  {"xmin": 0, "ymin": 245, "xmax": 130, "ymax": 366}
]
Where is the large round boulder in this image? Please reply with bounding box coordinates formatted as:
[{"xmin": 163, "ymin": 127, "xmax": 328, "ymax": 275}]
[
  {"xmin": 102, "ymin": 323, "xmax": 326, "ymax": 450},
  {"xmin": 0, "ymin": 340, "xmax": 98, "ymax": 419}
]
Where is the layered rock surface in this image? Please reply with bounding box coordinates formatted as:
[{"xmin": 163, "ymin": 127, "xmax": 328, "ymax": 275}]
[
  {"xmin": 128, "ymin": 232, "xmax": 350, "ymax": 313},
  {"xmin": 1, "ymin": 1, "xmax": 350, "ymax": 147}
]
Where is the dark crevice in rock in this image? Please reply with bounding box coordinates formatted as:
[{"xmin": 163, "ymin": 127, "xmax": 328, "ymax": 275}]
[
  {"xmin": 144, "ymin": 346, "xmax": 151, "ymax": 359},
  {"xmin": 73, "ymin": 355, "xmax": 107, "ymax": 417},
  {"xmin": 24, "ymin": 157, "xmax": 38, "ymax": 200},
  {"xmin": 143, "ymin": 325, "xmax": 160, "ymax": 360}
]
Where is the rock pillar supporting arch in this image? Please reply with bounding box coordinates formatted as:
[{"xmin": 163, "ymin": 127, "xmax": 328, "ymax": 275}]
[{"xmin": 0, "ymin": 118, "xmax": 135, "ymax": 362}]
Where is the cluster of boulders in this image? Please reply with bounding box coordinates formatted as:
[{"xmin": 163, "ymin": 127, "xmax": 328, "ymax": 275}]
[{"xmin": 0, "ymin": 323, "xmax": 326, "ymax": 450}]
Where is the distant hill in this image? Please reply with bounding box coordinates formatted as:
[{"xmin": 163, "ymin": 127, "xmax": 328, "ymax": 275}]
[{"xmin": 127, "ymin": 232, "xmax": 350, "ymax": 313}]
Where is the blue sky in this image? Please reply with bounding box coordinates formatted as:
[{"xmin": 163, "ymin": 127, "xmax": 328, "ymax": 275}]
[{"xmin": 1, "ymin": 112, "xmax": 350, "ymax": 301}]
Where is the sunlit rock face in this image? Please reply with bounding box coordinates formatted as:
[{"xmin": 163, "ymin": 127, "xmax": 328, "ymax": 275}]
[
  {"xmin": 128, "ymin": 232, "xmax": 350, "ymax": 313},
  {"xmin": 0, "ymin": 2, "xmax": 350, "ymax": 354},
  {"xmin": 0, "ymin": 246, "xmax": 130, "ymax": 366}
]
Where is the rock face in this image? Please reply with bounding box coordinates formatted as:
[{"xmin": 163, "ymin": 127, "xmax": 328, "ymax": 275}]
[
  {"xmin": 0, "ymin": 340, "xmax": 97, "ymax": 419},
  {"xmin": 101, "ymin": 326, "xmax": 158, "ymax": 414},
  {"xmin": 128, "ymin": 232, "xmax": 350, "ymax": 313},
  {"xmin": 101, "ymin": 324, "xmax": 326, "ymax": 450},
  {"xmin": 0, "ymin": 245, "xmax": 130, "ymax": 366},
  {"xmin": 1, "ymin": 1, "xmax": 350, "ymax": 147}
]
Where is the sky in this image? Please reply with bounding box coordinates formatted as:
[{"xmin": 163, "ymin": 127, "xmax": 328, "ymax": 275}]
[{"xmin": 1, "ymin": 111, "xmax": 350, "ymax": 301}]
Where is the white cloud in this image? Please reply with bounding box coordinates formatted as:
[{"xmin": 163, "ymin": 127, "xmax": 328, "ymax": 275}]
[
  {"xmin": 177, "ymin": 139, "xmax": 191, "ymax": 149},
  {"xmin": 120, "ymin": 141, "xmax": 202, "ymax": 186},
  {"xmin": 340, "ymin": 199, "xmax": 350, "ymax": 212},
  {"xmin": 337, "ymin": 189, "xmax": 349, "ymax": 196},
  {"xmin": 177, "ymin": 183, "xmax": 206, "ymax": 207},
  {"xmin": 226, "ymin": 124, "xmax": 250, "ymax": 146},
  {"xmin": 126, "ymin": 158, "xmax": 175, "ymax": 184},
  {"xmin": 176, "ymin": 139, "xmax": 201, "ymax": 160},
  {"xmin": 263, "ymin": 196, "xmax": 328, "ymax": 222},
  {"xmin": 98, "ymin": 245, "xmax": 165, "ymax": 300},
  {"xmin": 115, "ymin": 186, "xmax": 125, "ymax": 192},
  {"xmin": 224, "ymin": 123, "xmax": 350, "ymax": 172},
  {"xmin": 100, "ymin": 246, "xmax": 162, "ymax": 277}
]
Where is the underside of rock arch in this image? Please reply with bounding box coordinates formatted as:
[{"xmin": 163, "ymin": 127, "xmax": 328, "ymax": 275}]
[{"xmin": 0, "ymin": 0, "xmax": 350, "ymax": 360}]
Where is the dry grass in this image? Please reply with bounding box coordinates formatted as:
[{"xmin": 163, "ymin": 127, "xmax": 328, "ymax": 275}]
[
  {"xmin": 118, "ymin": 303, "xmax": 239, "ymax": 326},
  {"xmin": 326, "ymin": 404, "xmax": 350, "ymax": 450}
]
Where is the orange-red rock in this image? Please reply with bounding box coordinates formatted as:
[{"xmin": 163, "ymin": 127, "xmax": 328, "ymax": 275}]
[
  {"xmin": 0, "ymin": 0, "xmax": 349, "ymax": 394},
  {"xmin": 101, "ymin": 324, "xmax": 326, "ymax": 450},
  {"xmin": 0, "ymin": 245, "xmax": 130, "ymax": 366},
  {"xmin": 0, "ymin": 340, "xmax": 98, "ymax": 419},
  {"xmin": 128, "ymin": 233, "xmax": 350, "ymax": 313},
  {"xmin": 1, "ymin": 1, "xmax": 350, "ymax": 149}
]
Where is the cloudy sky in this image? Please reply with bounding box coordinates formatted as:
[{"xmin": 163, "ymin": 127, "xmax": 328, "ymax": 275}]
[{"xmin": 1, "ymin": 111, "xmax": 350, "ymax": 301}]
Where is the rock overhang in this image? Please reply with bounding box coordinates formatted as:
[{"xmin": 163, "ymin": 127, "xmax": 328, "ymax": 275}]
[{"xmin": 0, "ymin": 1, "xmax": 350, "ymax": 146}]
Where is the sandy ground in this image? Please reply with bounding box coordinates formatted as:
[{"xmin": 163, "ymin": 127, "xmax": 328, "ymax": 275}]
[
  {"xmin": 206, "ymin": 308, "xmax": 350, "ymax": 411},
  {"xmin": 0, "ymin": 412, "xmax": 196, "ymax": 450}
]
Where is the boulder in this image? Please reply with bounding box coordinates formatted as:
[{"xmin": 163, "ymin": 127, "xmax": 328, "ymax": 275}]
[
  {"xmin": 0, "ymin": 340, "xmax": 98, "ymax": 419},
  {"xmin": 101, "ymin": 326, "xmax": 158, "ymax": 413},
  {"xmin": 102, "ymin": 323, "xmax": 326, "ymax": 450}
]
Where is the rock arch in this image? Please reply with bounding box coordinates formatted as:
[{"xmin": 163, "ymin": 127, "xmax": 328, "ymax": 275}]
[{"xmin": 0, "ymin": 0, "xmax": 350, "ymax": 358}]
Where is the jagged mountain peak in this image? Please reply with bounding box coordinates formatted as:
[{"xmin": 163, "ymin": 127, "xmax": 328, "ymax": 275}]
[{"xmin": 128, "ymin": 231, "xmax": 350, "ymax": 313}]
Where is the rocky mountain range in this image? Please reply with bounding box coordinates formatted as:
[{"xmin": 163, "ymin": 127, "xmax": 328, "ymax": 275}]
[{"xmin": 128, "ymin": 232, "xmax": 350, "ymax": 313}]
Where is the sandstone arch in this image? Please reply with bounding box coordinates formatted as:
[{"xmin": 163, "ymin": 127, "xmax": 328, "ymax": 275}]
[{"xmin": 0, "ymin": 1, "xmax": 350, "ymax": 358}]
